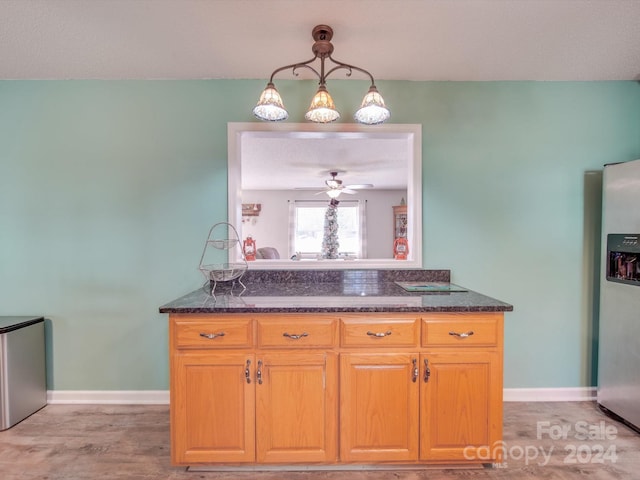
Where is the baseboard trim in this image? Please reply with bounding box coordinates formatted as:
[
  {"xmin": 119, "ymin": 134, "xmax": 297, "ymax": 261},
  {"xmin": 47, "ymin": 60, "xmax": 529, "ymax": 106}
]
[
  {"xmin": 46, "ymin": 387, "xmax": 596, "ymax": 405},
  {"xmin": 47, "ymin": 390, "xmax": 169, "ymax": 405},
  {"xmin": 503, "ymin": 387, "xmax": 596, "ymax": 402}
]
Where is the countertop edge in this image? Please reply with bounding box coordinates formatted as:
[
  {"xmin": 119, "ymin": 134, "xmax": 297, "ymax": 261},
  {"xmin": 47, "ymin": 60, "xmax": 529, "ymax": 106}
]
[{"xmin": 159, "ymin": 305, "xmax": 513, "ymax": 314}]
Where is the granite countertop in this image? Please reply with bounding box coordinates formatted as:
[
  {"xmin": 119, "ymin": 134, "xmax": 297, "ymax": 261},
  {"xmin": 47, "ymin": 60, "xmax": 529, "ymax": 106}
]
[{"xmin": 159, "ymin": 269, "xmax": 513, "ymax": 314}]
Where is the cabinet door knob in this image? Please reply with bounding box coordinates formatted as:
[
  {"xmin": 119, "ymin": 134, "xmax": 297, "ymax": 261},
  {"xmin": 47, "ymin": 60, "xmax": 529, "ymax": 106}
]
[
  {"xmin": 448, "ymin": 330, "xmax": 474, "ymax": 339},
  {"xmin": 199, "ymin": 332, "xmax": 225, "ymax": 339},
  {"xmin": 412, "ymin": 358, "xmax": 418, "ymax": 383},
  {"xmin": 424, "ymin": 359, "xmax": 431, "ymax": 383},
  {"xmin": 283, "ymin": 332, "xmax": 309, "ymax": 340},
  {"xmin": 366, "ymin": 330, "xmax": 392, "ymax": 338}
]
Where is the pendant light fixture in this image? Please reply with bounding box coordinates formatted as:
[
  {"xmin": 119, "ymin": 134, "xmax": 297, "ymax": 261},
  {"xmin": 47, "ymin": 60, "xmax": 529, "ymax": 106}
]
[{"xmin": 253, "ymin": 25, "xmax": 390, "ymax": 125}]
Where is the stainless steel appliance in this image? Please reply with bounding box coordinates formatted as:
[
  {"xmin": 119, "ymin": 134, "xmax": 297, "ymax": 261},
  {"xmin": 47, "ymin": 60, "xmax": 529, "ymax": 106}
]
[
  {"xmin": 0, "ymin": 316, "xmax": 47, "ymax": 430},
  {"xmin": 598, "ymin": 159, "xmax": 640, "ymax": 432}
]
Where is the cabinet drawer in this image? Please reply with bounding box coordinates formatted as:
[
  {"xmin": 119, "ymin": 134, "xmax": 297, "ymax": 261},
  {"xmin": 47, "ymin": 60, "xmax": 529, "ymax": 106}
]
[
  {"xmin": 340, "ymin": 317, "xmax": 419, "ymax": 347},
  {"xmin": 257, "ymin": 317, "xmax": 337, "ymax": 348},
  {"xmin": 173, "ymin": 316, "xmax": 253, "ymax": 349},
  {"xmin": 422, "ymin": 314, "xmax": 500, "ymax": 347}
]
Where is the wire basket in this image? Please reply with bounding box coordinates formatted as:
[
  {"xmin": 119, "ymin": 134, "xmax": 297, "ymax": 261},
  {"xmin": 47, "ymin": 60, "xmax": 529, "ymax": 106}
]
[
  {"xmin": 200, "ymin": 263, "xmax": 247, "ymax": 282},
  {"xmin": 198, "ymin": 223, "xmax": 248, "ymax": 295}
]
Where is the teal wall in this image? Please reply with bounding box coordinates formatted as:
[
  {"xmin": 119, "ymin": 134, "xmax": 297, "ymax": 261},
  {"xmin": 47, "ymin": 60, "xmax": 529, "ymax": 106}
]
[{"xmin": 1, "ymin": 80, "xmax": 639, "ymax": 390}]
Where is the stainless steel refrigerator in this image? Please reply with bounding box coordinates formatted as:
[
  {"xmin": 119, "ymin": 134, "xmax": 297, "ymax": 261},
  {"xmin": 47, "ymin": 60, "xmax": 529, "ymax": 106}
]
[
  {"xmin": 598, "ymin": 158, "xmax": 640, "ymax": 431},
  {"xmin": 0, "ymin": 316, "xmax": 47, "ymax": 430}
]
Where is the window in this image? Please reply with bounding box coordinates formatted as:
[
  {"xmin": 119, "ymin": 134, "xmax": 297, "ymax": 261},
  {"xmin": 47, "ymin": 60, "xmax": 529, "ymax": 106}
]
[{"xmin": 291, "ymin": 200, "xmax": 366, "ymax": 258}]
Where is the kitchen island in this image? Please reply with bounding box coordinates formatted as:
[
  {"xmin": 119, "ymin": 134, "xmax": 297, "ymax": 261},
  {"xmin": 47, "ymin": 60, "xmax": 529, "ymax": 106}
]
[{"xmin": 160, "ymin": 269, "xmax": 512, "ymax": 469}]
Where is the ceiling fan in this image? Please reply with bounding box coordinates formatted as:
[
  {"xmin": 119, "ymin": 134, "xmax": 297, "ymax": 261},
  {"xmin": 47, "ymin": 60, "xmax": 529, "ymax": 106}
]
[{"xmin": 317, "ymin": 171, "xmax": 374, "ymax": 198}]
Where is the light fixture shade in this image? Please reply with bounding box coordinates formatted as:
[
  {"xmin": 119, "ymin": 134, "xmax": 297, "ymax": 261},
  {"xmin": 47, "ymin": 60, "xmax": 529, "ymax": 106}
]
[
  {"xmin": 253, "ymin": 83, "xmax": 289, "ymax": 121},
  {"xmin": 305, "ymin": 86, "xmax": 340, "ymax": 123},
  {"xmin": 326, "ymin": 189, "xmax": 342, "ymax": 198},
  {"xmin": 354, "ymin": 86, "xmax": 390, "ymax": 125}
]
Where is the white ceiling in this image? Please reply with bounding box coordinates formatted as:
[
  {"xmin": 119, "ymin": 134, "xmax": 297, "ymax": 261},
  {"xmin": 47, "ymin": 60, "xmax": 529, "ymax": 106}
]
[
  {"xmin": 240, "ymin": 129, "xmax": 411, "ymax": 191},
  {"xmin": 1, "ymin": 0, "xmax": 639, "ymax": 81}
]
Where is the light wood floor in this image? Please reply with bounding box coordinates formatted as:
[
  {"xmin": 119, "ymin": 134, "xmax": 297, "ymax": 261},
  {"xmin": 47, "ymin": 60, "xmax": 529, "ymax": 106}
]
[{"xmin": 0, "ymin": 401, "xmax": 638, "ymax": 479}]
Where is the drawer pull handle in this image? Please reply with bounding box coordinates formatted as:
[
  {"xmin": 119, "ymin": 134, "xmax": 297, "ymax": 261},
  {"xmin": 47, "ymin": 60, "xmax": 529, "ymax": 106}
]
[
  {"xmin": 283, "ymin": 332, "xmax": 309, "ymax": 340},
  {"xmin": 244, "ymin": 359, "xmax": 251, "ymax": 384},
  {"xmin": 449, "ymin": 330, "xmax": 474, "ymax": 339},
  {"xmin": 257, "ymin": 360, "xmax": 263, "ymax": 385},
  {"xmin": 199, "ymin": 332, "xmax": 225, "ymax": 339},
  {"xmin": 367, "ymin": 330, "xmax": 392, "ymax": 338}
]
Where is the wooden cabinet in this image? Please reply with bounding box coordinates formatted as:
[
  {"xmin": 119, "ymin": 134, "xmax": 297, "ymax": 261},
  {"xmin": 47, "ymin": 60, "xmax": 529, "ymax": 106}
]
[
  {"xmin": 339, "ymin": 316, "xmax": 420, "ymax": 461},
  {"xmin": 254, "ymin": 316, "xmax": 338, "ymax": 462},
  {"xmin": 340, "ymin": 353, "xmax": 419, "ymax": 462},
  {"xmin": 256, "ymin": 316, "xmax": 337, "ymax": 348},
  {"xmin": 256, "ymin": 352, "xmax": 337, "ymax": 463},
  {"xmin": 420, "ymin": 351, "xmax": 501, "ymax": 461},
  {"xmin": 420, "ymin": 313, "xmax": 503, "ymax": 463},
  {"xmin": 340, "ymin": 316, "xmax": 418, "ymax": 348},
  {"xmin": 169, "ymin": 312, "xmax": 504, "ymax": 467},
  {"xmin": 170, "ymin": 314, "xmax": 338, "ymax": 466},
  {"xmin": 174, "ymin": 316, "xmax": 253, "ymax": 349},
  {"xmin": 171, "ymin": 351, "xmax": 255, "ymax": 464}
]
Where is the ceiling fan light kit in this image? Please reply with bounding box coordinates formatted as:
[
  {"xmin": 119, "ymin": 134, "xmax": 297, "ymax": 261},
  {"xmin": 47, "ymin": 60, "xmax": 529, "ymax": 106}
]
[
  {"xmin": 253, "ymin": 25, "xmax": 390, "ymax": 125},
  {"xmin": 317, "ymin": 171, "xmax": 373, "ymax": 198}
]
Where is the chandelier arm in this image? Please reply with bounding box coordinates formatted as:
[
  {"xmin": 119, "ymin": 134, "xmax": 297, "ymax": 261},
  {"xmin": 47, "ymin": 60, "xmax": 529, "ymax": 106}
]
[
  {"xmin": 292, "ymin": 64, "xmax": 322, "ymax": 81},
  {"xmin": 325, "ymin": 56, "xmax": 376, "ymax": 86},
  {"xmin": 268, "ymin": 57, "xmax": 321, "ymax": 83}
]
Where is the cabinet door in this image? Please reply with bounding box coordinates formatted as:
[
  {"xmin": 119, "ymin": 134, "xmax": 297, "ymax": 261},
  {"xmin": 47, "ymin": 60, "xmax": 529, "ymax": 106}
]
[
  {"xmin": 256, "ymin": 352, "xmax": 337, "ymax": 463},
  {"xmin": 172, "ymin": 352, "xmax": 255, "ymax": 464},
  {"xmin": 420, "ymin": 351, "xmax": 502, "ymax": 462},
  {"xmin": 340, "ymin": 353, "xmax": 419, "ymax": 462}
]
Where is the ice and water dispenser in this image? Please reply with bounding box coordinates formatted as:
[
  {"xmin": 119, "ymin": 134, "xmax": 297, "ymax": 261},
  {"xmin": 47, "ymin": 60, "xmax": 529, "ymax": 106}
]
[{"xmin": 606, "ymin": 234, "xmax": 640, "ymax": 285}]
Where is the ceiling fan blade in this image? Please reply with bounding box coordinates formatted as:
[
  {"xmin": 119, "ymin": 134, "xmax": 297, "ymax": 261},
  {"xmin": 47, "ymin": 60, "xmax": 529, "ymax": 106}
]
[
  {"xmin": 344, "ymin": 184, "xmax": 374, "ymax": 189},
  {"xmin": 341, "ymin": 188, "xmax": 357, "ymax": 194}
]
